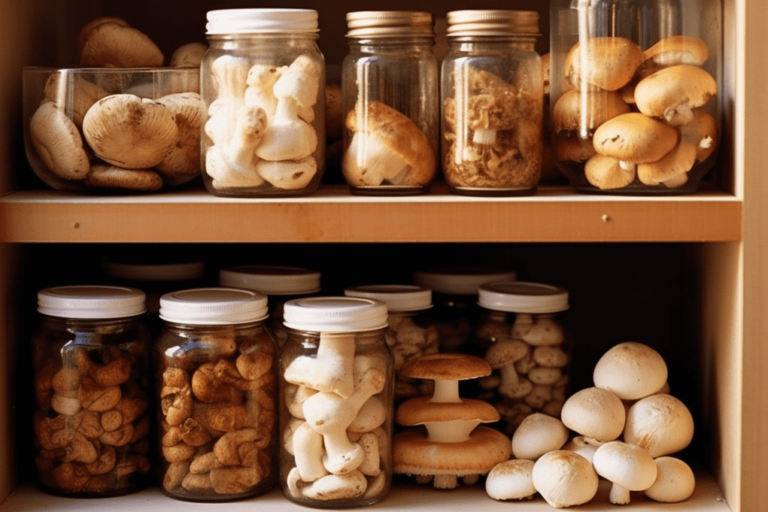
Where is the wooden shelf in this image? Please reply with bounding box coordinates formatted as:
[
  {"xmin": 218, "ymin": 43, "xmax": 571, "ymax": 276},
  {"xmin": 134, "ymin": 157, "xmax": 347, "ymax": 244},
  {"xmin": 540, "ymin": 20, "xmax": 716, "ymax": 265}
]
[{"xmin": 0, "ymin": 185, "xmax": 741, "ymax": 243}]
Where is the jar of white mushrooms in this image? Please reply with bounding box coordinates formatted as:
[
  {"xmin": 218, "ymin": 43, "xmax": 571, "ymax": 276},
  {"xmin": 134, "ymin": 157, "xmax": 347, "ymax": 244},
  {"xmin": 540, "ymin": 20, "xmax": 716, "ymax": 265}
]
[
  {"xmin": 343, "ymin": 285, "xmax": 439, "ymax": 405},
  {"xmin": 155, "ymin": 288, "xmax": 277, "ymax": 501},
  {"xmin": 218, "ymin": 265, "xmax": 321, "ymax": 347},
  {"xmin": 279, "ymin": 297, "xmax": 393, "ymax": 507},
  {"xmin": 200, "ymin": 9, "xmax": 325, "ymax": 197},
  {"xmin": 32, "ymin": 286, "xmax": 152, "ymax": 497},
  {"xmin": 341, "ymin": 11, "xmax": 439, "ymax": 195},
  {"xmin": 550, "ymin": 0, "xmax": 721, "ymax": 194},
  {"xmin": 475, "ymin": 281, "xmax": 571, "ymax": 436},
  {"xmin": 441, "ymin": 10, "xmax": 544, "ymax": 196}
]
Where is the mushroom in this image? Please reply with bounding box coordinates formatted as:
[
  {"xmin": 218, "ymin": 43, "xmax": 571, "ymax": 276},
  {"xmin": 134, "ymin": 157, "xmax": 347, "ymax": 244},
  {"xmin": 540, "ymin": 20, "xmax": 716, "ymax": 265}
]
[
  {"xmin": 637, "ymin": 139, "xmax": 697, "ymax": 186},
  {"xmin": 560, "ymin": 386, "xmax": 625, "ymax": 442},
  {"xmin": 485, "ymin": 459, "xmax": 536, "ymax": 501},
  {"xmin": 29, "ymin": 101, "xmax": 90, "ymax": 180},
  {"xmin": 79, "ymin": 21, "xmax": 164, "ymax": 68},
  {"xmin": 564, "ymin": 37, "xmax": 644, "ymax": 91},
  {"xmin": 396, "ymin": 396, "xmax": 500, "ymax": 443},
  {"xmin": 532, "ymin": 450, "xmax": 599, "ymax": 508},
  {"xmin": 170, "ymin": 42, "xmax": 208, "ymax": 68},
  {"xmin": 561, "ymin": 435, "xmax": 604, "ymax": 464},
  {"xmin": 644, "ymin": 456, "xmax": 696, "ymax": 503},
  {"xmin": 343, "ymin": 101, "xmax": 436, "ymax": 187},
  {"xmin": 43, "ymin": 72, "xmax": 109, "ymax": 128},
  {"xmin": 484, "ymin": 339, "xmax": 529, "ymax": 397},
  {"xmin": 511, "ymin": 413, "xmax": 569, "ymax": 461},
  {"xmin": 552, "ymin": 89, "xmax": 631, "ymax": 135},
  {"xmin": 592, "ymin": 440, "xmax": 658, "ymax": 505},
  {"xmin": 593, "ymin": 342, "xmax": 669, "ymax": 400},
  {"xmin": 292, "ymin": 421, "xmax": 329, "ymax": 482},
  {"xmin": 624, "ymin": 394, "xmax": 695, "ymax": 457},
  {"xmin": 399, "ymin": 353, "xmax": 491, "ymax": 403},
  {"xmin": 155, "ymin": 92, "xmax": 204, "ymax": 182},
  {"xmin": 255, "ymin": 157, "xmax": 317, "ymax": 190},
  {"xmin": 244, "ymin": 64, "xmax": 282, "ymax": 120},
  {"xmin": 299, "ymin": 470, "xmax": 368, "ymax": 501},
  {"xmin": 592, "ymin": 113, "xmax": 679, "ymax": 170},
  {"xmin": 584, "ymin": 153, "xmax": 637, "ymax": 190},
  {"xmin": 635, "ymin": 65, "xmax": 717, "ymax": 126},
  {"xmin": 553, "ymin": 132, "xmax": 596, "ymax": 162},
  {"xmin": 681, "ymin": 108, "xmax": 719, "ymax": 162},
  {"xmin": 283, "ymin": 333, "xmax": 356, "ymax": 398},
  {"xmin": 643, "ymin": 35, "xmax": 710, "ymax": 68}
]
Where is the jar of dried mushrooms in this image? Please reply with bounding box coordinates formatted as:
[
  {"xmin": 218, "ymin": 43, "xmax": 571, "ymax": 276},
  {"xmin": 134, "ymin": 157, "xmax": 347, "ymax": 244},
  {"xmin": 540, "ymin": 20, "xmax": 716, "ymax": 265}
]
[
  {"xmin": 32, "ymin": 285, "xmax": 152, "ymax": 497},
  {"xmin": 341, "ymin": 11, "xmax": 439, "ymax": 195},
  {"xmin": 441, "ymin": 10, "xmax": 544, "ymax": 195},
  {"xmin": 279, "ymin": 297, "xmax": 393, "ymax": 507},
  {"xmin": 155, "ymin": 288, "xmax": 277, "ymax": 501}
]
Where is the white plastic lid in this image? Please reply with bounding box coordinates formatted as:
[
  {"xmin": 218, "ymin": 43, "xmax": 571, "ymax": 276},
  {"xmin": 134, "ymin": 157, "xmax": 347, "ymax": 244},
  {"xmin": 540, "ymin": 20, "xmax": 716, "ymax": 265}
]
[
  {"xmin": 478, "ymin": 281, "xmax": 569, "ymax": 313},
  {"xmin": 103, "ymin": 261, "xmax": 205, "ymax": 282},
  {"xmin": 219, "ymin": 265, "xmax": 321, "ymax": 295},
  {"xmin": 413, "ymin": 268, "xmax": 518, "ymax": 295},
  {"xmin": 159, "ymin": 288, "xmax": 268, "ymax": 325},
  {"xmin": 38, "ymin": 285, "xmax": 146, "ymax": 319},
  {"xmin": 206, "ymin": 9, "xmax": 319, "ymax": 34},
  {"xmin": 344, "ymin": 285, "xmax": 432, "ymax": 312},
  {"xmin": 283, "ymin": 297, "xmax": 388, "ymax": 332}
]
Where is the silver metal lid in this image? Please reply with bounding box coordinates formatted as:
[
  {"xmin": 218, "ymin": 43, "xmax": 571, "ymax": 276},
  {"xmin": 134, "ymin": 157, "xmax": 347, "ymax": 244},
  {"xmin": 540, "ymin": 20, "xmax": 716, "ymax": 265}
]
[
  {"xmin": 346, "ymin": 11, "xmax": 434, "ymax": 38},
  {"xmin": 206, "ymin": 8, "xmax": 319, "ymax": 34},
  {"xmin": 446, "ymin": 10, "xmax": 540, "ymax": 37}
]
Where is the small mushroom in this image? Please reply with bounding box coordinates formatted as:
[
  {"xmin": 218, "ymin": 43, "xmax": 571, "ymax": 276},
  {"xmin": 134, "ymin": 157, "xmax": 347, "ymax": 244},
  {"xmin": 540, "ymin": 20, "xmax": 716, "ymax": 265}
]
[
  {"xmin": 552, "ymin": 89, "xmax": 631, "ymax": 135},
  {"xmin": 637, "ymin": 139, "xmax": 697, "ymax": 186},
  {"xmin": 29, "ymin": 101, "xmax": 90, "ymax": 180},
  {"xmin": 485, "ymin": 459, "xmax": 536, "ymax": 501},
  {"xmin": 644, "ymin": 456, "xmax": 696, "ymax": 503},
  {"xmin": 642, "ymin": 35, "xmax": 710, "ymax": 68},
  {"xmin": 511, "ymin": 413, "xmax": 569, "ymax": 461},
  {"xmin": 284, "ymin": 333, "xmax": 356, "ymax": 398},
  {"xmin": 564, "ymin": 37, "xmax": 644, "ymax": 91},
  {"xmin": 624, "ymin": 394, "xmax": 695, "ymax": 457},
  {"xmin": 592, "ymin": 113, "xmax": 679, "ymax": 166},
  {"xmin": 560, "ymin": 386, "xmax": 625, "ymax": 442},
  {"xmin": 484, "ymin": 339, "xmax": 529, "ymax": 397},
  {"xmin": 532, "ymin": 450, "xmax": 599, "ymax": 508},
  {"xmin": 592, "ymin": 441, "xmax": 658, "ymax": 505},
  {"xmin": 255, "ymin": 157, "xmax": 317, "ymax": 190},
  {"xmin": 593, "ymin": 342, "xmax": 669, "ymax": 400},
  {"xmin": 584, "ymin": 154, "xmax": 637, "ymax": 190},
  {"xmin": 635, "ymin": 65, "xmax": 717, "ymax": 126}
]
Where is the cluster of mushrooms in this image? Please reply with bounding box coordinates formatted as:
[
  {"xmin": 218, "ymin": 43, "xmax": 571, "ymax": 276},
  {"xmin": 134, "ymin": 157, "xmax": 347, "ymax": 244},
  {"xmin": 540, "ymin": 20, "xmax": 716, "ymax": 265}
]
[
  {"xmin": 27, "ymin": 17, "xmax": 206, "ymax": 192},
  {"xmin": 552, "ymin": 35, "xmax": 718, "ymax": 190},
  {"xmin": 485, "ymin": 342, "xmax": 696, "ymax": 508}
]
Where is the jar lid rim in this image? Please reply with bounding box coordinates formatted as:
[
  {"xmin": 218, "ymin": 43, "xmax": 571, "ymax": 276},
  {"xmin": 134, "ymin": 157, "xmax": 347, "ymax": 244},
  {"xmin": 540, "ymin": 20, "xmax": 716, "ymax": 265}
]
[
  {"xmin": 219, "ymin": 265, "xmax": 321, "ymax": 295},
  {"xmin": 38, "ymin": 285, "xmax": 146, "ymax": 319},
  {"xmin": 478, "ymin": 281, "xmax": 570, "ymax": 313},
  {"xmin": 344, "ymin": 285, "xmax": 432, "ymax": 311},
  {"xmin": 159, "ymin": 287, "xmax": 269, "ymax": 324},
  {"xmin": 283, "ymin": 297, "xmax": 388, "ymax": 332},
  {"xmin": 206, "ymin": 8, "xmax": 319, "ymax": 34}
]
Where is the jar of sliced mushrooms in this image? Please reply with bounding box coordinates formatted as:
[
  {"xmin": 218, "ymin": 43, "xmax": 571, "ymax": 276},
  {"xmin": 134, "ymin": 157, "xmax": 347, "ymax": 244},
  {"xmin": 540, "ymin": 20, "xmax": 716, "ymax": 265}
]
[
  {"xmin": 441, "ymin": 10, "xmax": 543, "ymax": 196},
  {"xmin": 341, "ymin": 11, "xmax": 439, "ymax": 195},
  {"xmin": 155, "ymin": 288, "xmax": 277, "ymax": 501},
  {"xmin": 279, "ymin": 297, "xmax": 393, "ymax": 507},
  {"xmin": 475, "ymin": 281, "xmax": 571, "ymax": 437},
  {"xmin": 550, "ymin": 0, "xmax": 721, "ymax": 194},
  {"xmin": 32, "ymin": 285, "xmax": 152, "ymax": 497},
  {"xmin": 201, "ymin": 8, "xmax": 325, "ymax": 197}
]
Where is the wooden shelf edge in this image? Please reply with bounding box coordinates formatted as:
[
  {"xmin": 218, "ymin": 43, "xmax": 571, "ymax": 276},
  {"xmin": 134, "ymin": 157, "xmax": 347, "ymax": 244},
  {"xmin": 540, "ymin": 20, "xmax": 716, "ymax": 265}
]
[{"xmin": 0, "ymin": 186, "xmax": 742, "ymax": 243}]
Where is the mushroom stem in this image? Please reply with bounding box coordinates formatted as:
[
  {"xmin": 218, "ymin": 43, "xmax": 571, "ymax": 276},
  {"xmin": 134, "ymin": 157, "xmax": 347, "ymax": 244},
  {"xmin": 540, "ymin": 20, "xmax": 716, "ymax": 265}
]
[
  {"xmin": 608, "ymin": 482, "xmax": 631, "ymax": 505},
  {"xmin": 430, "ymin": 379, "xmax": 461, "ymax": 403},
  {"xmin": 472, "ymin": 128, "xmax": 498, "ymax": 145},
  {"xmin": 433, "ymin": 474, "xmax": 459, "ymax": 490},
  {"xmin": 423, "ymin": 419, "xmax": 480, "ymax": 443}
]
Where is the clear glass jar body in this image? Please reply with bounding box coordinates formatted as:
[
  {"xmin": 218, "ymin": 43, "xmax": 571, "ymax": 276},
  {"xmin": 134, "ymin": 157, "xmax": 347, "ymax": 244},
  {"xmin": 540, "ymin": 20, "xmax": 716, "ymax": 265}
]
[
  {"xmin": 32, "ymin": 315, "xmax": 152, "ymax": 497},
  {"xmin": 441, "ymin": 37, "xmax": 543, "ymax": 195},
  {"xmin": 155, "ymin": 321, "xmax": 277, "ymax": 501},
  {"xmin": 341, "ymin": 37, "xmax": 439, "ymax": 195},
  {"xmin": 550, "ymin": 0, "xmax": 722, "ymax": 194},
  {"xmin": 201, "ymin": 33, "xmax": 326, "ymax": 197},
  {"xmin": 279, "ymin": 328, "xmax": 394, "ymax": 507},
  {"xmin": 385, "ymin": 310, "xmax": 439, "ymax": 405}
]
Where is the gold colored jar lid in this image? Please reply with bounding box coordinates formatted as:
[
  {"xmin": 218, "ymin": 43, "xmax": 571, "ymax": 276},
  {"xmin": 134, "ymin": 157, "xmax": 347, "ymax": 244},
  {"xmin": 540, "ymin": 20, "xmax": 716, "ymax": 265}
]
[
  {"xmin": 346, "ymin": 11, "xmax": 434, "ymax": 38},
  {"xmin": 446, "ymin": 10, "xmax": 540, "ymax": 37}
]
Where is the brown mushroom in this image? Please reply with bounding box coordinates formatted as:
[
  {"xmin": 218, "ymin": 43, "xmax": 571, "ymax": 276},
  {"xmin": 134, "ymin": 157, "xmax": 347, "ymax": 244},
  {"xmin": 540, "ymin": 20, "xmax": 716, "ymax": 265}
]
[
  {"xmin": 155, "ymin": 92, "xmax": 203, "ymax": 182},
  {"xmin": 29, "ymin": 101, "xmax": 90, "ymax": 180},
  {"xmin": 637, "ymin": 140, "xmax": 697, "ymax": 186},
  {"xmin": 552, "ymin": 89, "xmax": 631, "ymax": 134},
  {"xmin": 79, "ymin": 21, "xmax": 164, "ymax": 68},
  {"xmin": 564, "ymin": 37, "xmax": 644, "ymax": 91},
  {"xmin": 592, "ymin": 112, "xmax": 679, "ymax": 164},
  {"xmin": 584, "ymin": 153, "xmax": 636, "ymax": 190},
  {"xmin": 85, "ymin": 164, "xmax": 164, "ymax": 191},
  {"xmin": 643, "ymin": 35, "xmax": 710, "ymax": 68},
  {"xmin": 635, "ymin": 65, "xmax": 717, "ymax": 125}
]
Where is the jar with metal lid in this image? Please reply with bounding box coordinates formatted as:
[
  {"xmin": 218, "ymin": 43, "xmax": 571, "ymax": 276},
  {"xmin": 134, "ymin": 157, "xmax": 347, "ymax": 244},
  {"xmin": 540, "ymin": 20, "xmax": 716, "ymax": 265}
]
[
  {"xmin": 218, "ymin": 265, "xmax": 321, "ymax": 347},
  {"xmin": 31, "ymin": 285, "xmax": 152, "ymax": 497},
  {"xmin": 344, "ymin": 285, "xmax": 439, "ymax": 404},
  {"xmin": 201, "ymin": 8, "xmax": 325, "ymax": 197},
  {"xmin": 155, "ymin": 288, "xmax": 277, "ymax": 501},
  {"xmin": 341, "ymin": 11, "xmax": 439, "ymax": 195},
  {"xmin": 279, "ymin": 297, "xmax": 393, "ymax": 507},
  {"xmin": 550, "ymin": 0, "xmax": 721, "ymax": 194},
  {"xmin": 441, "ymin": 10, "xmax": 544, "ymax": 196},
  {"xmin": 475, "ymin": 281, "xmax": 571, "ymax": 436}
]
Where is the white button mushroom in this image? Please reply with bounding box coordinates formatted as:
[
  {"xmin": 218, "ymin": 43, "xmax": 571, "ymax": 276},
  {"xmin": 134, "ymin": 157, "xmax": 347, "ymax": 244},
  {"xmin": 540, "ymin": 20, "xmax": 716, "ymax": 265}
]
[
  {"xmin": 532, "ymin": 450, "xmax": 599, "ymax": 508},
  {"xmin": 560, "ymin": 386, "xmax": 625, "ymax": 442},
  {"xmin": 29, "ymin": 101, "xmax": 90, "ymax": 181},
  {"xmin": 592, "ymin": 342, "xmax": 669, "ymax": 400},
  {"xmin": 644, "ymin": 456, "xmax": 696, "ymax": 503},
  {"xmin": 511, "ymin": 413, "xmax": 569, "ymax": 461},
  {"xmin": 592, "ymin": 440, "xmax": 658, "ymax": 505},
  {"xmin": 624, "ymin": 393, "xmax": 694, "ymax": 457},
  {"xmin": 485, "ymin": 459, "xmax": 536, "ymax": 501}
]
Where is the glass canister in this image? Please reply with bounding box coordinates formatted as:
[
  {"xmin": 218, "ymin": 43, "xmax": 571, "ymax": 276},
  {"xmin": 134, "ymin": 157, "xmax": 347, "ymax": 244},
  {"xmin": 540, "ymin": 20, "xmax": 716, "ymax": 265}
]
[
  {"xmin": 341, "ymin": 11, "xmax": 439, "ymax": 195},
  {"xmin": 201, "ymin": 9, "xmax": 326, "ymax": 197},
  {"xmin": 155, "ymin": 288, "xmax": 277, "ymax": 501},
  {"xmin": 441, "ymin": 10, "xmax": 544, "ymax": 196},
  {"xmin": 279, "ymin": 297, "xmax": 393, "ymax": 507},
  {"xmin": 218, "ymin": 265, "xmax": 321, "ymax": 346},
  {"xmin": 343, "ymin": 285, "xmax": 439, "ymax": 404},
  {"xmin": 32, "ymin": 285, "xmax": 152, "ymax": 497},
  {"xmin": 550, "ymin": 0, "xmax": 721, "ymax": 194},
  {"xmin": 475, "ymin": 281, "xmax": 571, "ymax": 436}
]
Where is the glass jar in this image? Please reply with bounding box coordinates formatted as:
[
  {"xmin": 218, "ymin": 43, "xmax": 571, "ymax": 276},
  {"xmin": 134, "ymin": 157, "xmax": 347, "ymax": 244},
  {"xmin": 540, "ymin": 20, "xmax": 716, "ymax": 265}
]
[
  {"xmin": 550, "ymin": 0, "xmax": 721, "ymax": 194},
  {"xmin": 341, "ymin": 11, "xmax": 439, "ymax": 195},
  {"xmin": 441, "ymin": 10, "xmax": 544, "ymax": 196},
  {"xmin": 218, "ymin": 265, "xmax": 321, "ymax": 346},
  {"xmin": 31, "ymin": 285, "xmax": 151, "ymax": 497},
  {"xmin": 155, "ymin": 288, "xmax": 277, "ymax": 501},
  {"xmin": 475, "ymin": 281, "xmax": 571, "ymax": 436},
  {"xmin": 279, "ymin": 297, "xmax": 393, "ymax": 507},
  {"xmin": 344, "ymin": 285, "xmax": 439, "ymax": 405},
  {"xmin": 201, "ymin": 9, "xmax": 326, "ymax": 197}
]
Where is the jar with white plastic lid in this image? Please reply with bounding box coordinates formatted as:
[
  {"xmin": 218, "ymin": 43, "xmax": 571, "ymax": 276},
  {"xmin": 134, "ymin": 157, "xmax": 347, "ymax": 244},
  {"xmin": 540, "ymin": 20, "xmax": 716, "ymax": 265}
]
[
  {"xmin": 201, "ymin": 8, "xmax": 325, "ymax": 197},
  {"xmin": 155, "ymin": 288, "xmax": 276, "ymax": 501},
  {"xmin": 341, "ymin": 11, "xmax": 439, "ymax": 195},
  {"xmin": 32, "ymin": 285, "xmax": 152, "ymax": 497},
  {"xmin": 476, "ymin": 281, "xmax": 571, "ymax": 436},
  {"xmin": 441, "ymin": 10, "xmax": 543, "ymax": 196},
  {"xmin": 279, "ymin": 297, "xmax": 393, "ymax": 507},
  {"xmin": 344, "ymin": 285, "xmax": 439, "ymax": 404},
  {"xmin": 218, "ymin": 265, "xmax": 321, "ymax": 347},
  {"xmin": 550, "ymin": 0, "xmax": 721, "ymax": 194}
]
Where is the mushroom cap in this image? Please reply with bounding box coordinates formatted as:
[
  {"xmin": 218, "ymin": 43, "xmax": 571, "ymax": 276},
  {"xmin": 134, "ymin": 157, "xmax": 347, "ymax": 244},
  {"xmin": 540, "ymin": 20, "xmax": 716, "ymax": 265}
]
[
  {"xmin": 561, "ymin": 435, "xmax": 604, "ymax": 464},
  {"xmin": 155, "ymin": 92, "xmax": 203, "ymax": 181},
  {"xmin": 85, "ymin": 164, "xmax": 163, "ymax": 191},
  {"xmin": 644, "ymin": 456, "xmax": 696, "ymax": 503},
  {"xmin": 681, "ymin": 108, "xmax": 719, "ymax": 162},
  {"xmin": 485, "ymin": 459, "xmax": 536, "ymax": 501},
  {"xmin": 511, "ymin": 413, "xmax": 569, "ymax": 461},
  {"xmin": 170, "ymin": 42, "xmax": 208, "ymax": 68},
  {"xmin": 393, "ymin": 425, "xmax": 512, "ymax": 476},
  {"xmin": 399, "ymin": 353, "xmax": 491, "ymax": 381},
  {"xmin": 565, "ymin": 37, "xmax": 644, "ymax": 91},
  {"xmin": 532, "ymin": 450, "xmax": 599, "ymax": 508},
  {"xmin": 553, "ymin": 132, "xmax": 596, "ymax": 162},
  {"xmin": 593, "ymin": 342, "xmax": 669, "ymax": 400},
  {"xmin": 83, "ymin": 94, "xmax": 178, "ymax": 169},
  {"xmin": 592, "ymin": 113, "xmax": 679, "ymax": 164},
  {"xmin": 29, "ymin": 101, "xmax": 90, "ymax": 181},
  {"xmin": 560, "ymin": 386, "xmax": 626, "ymax": 442},
  {"xmin": 43, "ymin": 72, "xmax": 109, "ymax": 127},
  {"xmin": 552, "ymin": 89, "xmax": 631, "ymax": 134},
  {"xmin": 643, "ymin": 35, "xmax": 710, "ymax": 67},
  {"xmin": 77, "ymin": 16, "xmax": 130, "ymax": 53},
  {"xmin": 585, "ymin": 154, "xmax": 637, "ymax": 190},
  {"xmin": 396, "ymin": 396, "xmax": 499, "ymax": 426},
  {"xmin": 637, "ymin": 139, "xmax": 697, "ymax": 186},
  {"xmin": 485, "ymin": 339, "xmax": 529, "ymax": 369},
  {"xmin": 255, "ymin": 157, "xmax": 318, "ymax": 190},
  {"xmin": 634, "ymin": 65, "xmax": 717, "ymax": 123},
  {"xmin": 79, "ymin": 22, "xmax": 164, "ymax": 67},
  {"xmin": 344, "ymin": 101, "xmax": 436, "ymax": 187},
  {"xmin": 592, "ymin": 441, "xmax": 658, "ymax": 492},
  {"xmin": 624, "ymin": 394, "xmax": 694, "ymax": 457}
]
